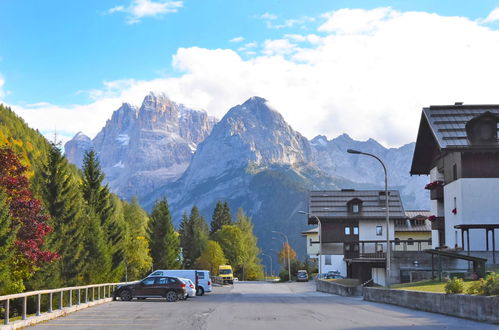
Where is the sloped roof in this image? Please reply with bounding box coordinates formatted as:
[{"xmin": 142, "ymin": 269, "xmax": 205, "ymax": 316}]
[
  {"xmin": 301, "ymin": 227, "xmax": 318, "ymax": 236},
  {"xmin": 405, "ymin": 210, "xmax": 430, "ymax": 219},
  {"xmin": 411, "ymin": 104, "xmax": 499, "ymax": 174},
  {"xmin": 307, "ymin": 190, "xmax": 405, "ymax": 224}
]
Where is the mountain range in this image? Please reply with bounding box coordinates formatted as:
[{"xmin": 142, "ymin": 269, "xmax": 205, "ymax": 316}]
[{"xmin": 65, "ymin": 92, "xmax": 429, "ymax": 261}]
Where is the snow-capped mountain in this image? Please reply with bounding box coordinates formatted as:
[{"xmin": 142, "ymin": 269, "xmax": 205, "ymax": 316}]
[{"xmin": 64, "ymin": 92, "xmax": 217, "ymax": 200}]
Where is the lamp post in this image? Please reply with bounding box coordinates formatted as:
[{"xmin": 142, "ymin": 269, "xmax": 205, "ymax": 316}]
[
  {"xmin": 298, "ymin": 211, "xmax": 321, "ymax": 277},
  {"xmin": 272, "ymin": 231, "xmax": 291, "ymax": 282},
  {"xmin": 261, "ymin": 253, "xmax": 273, "ymax": 278},
  {"xmin": 347, "ymin": 148, "xmax": 391, "ymax": 287}
]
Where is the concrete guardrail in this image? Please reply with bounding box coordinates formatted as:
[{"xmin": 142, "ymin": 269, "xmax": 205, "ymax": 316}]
[
  {"xmin": 363, "ymin": 287, "xmax": 499, "ymax": 324},
  {"xmin": 316, "ymin": 279, "xmax": 363, "ymax": 296}
]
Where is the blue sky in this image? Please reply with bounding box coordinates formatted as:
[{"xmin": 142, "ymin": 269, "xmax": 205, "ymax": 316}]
[{"xmin": 2, "ymin": 1, "xmax": 499, "ymax": 146}]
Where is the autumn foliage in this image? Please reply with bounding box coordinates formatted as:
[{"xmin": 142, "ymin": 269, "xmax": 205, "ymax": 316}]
[{"xmin": 0, "ymin": 146, "xmax": 57, "ymax": 265}]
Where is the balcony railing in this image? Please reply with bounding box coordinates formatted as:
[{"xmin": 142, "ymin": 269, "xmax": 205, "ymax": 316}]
[{"xmin": 344, "ymin": 239, "xmax": 432, "ymax": 260}]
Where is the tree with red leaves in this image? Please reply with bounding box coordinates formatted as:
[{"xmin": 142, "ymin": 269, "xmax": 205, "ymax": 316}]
[{"xmin": 0, "ymin": 146, "xmax": 57, "ymax": 292}]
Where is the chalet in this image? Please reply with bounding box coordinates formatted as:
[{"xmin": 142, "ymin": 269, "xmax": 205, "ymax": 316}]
[
  {"xmin": 411, "ymin": 103, "xmax": 499, "ymax": 264},
  {"xmin": 394, "ymin": 210, "xmax": 431, "ymax": 251},
  {"xmin": 304, "ymin": 189, "xmax": 406, "ymax": 285}
]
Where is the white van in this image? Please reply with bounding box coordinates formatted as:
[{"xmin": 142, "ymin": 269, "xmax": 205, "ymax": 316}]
[{"xmin": 148, "ymin": 270, "xmax": 212, "ymax": 296}]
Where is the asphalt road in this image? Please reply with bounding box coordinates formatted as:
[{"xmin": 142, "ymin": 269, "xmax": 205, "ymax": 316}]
[{"xmin": 30, "ymin": 281, "xmax": 496, "ymax": 330}]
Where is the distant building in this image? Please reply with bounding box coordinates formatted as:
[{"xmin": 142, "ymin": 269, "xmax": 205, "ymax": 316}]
[
  {"xmin": 410, "ymin": 103, "xmax": 499, "ymax": 264},
  {"xmin": 304, "ymin": 189, "xmax": 406, "ymax": 285},
  {"xmin": 301, "ymin": 227, "xmax": 319, "ymax": 260},
  {"xmin": 395, "ymin": 211, "xmax": 432, "ymax": 251}
]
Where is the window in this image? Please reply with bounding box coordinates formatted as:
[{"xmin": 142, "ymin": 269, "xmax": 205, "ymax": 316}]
[
  {"xmin": 309, "ymin": 238, "xmax": 313, "ymax": 247},
  {"xmin": 151, "ymin": 271, "xmax": 162, "ymax": 276},
  {"xmin": 353, "ymin": 244, "xmax": 359, "ymax": 252},
  {"xmin": 376, "ymin": 226, "xmax": 383, "ymax": 236},
  {"xmin": 156, "ymin": 277, "xmax": 167, "ymax": 284},
  {"xmin": 197, "ymin": 271, "xmax": 205, "ymax": 279},
  {"xmin": 344, "ymin": 226, "xmax": 351, "ymax": 235},
  {"xmin": 395, "ymin": 238, "xmax": 400, "ymax": 245},
  {"xmin": 142, "ymin": 278, "xmax": 155, "ymax": 285},
  {"xmin": 408, "ymin": 238, "xmax": 414, "ymax": 246},
  {"xmin": 352, "ymin": 204, "xmax": 359, "ymax": 213},
  {"xmin": 325, "ymin": 255, "xmax": 332, "ymax": 265},
  {"xmin": 376, "ymin": 244, "xmax": 383, "ymax": 252},
  {"xmin": 344, "ymin": 244, "xmax": 351, "ymax": 252},
  {"xmin": 353, "ymin": 226, "xmax": 359, "ymax": 235}
]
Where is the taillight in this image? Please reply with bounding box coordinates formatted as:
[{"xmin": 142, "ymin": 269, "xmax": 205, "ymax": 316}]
[
  {"xmin": 190, "ymin": 284, "xmax": 194, "ymax": 288},
  {"xmin": 180, "ymin": 283, "xmax": 186, "ymax": 288},
  {"xmin": 208, "ymin": 281, "xmax": 211, "ymax": 286}
]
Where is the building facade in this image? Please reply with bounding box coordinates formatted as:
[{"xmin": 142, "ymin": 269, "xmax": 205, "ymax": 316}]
[
  {"xmin": 410, "ymin": 104, "xmax": 499, "ymax": 261},
  {"xmin": 305, "ymin": 189, "xmax": 406, "ymax": 285}
]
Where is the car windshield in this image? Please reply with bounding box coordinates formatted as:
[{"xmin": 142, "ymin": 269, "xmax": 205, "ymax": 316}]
[{"xmin": 220, "ymin": 269, "xmax": 232, "ymax": 274}]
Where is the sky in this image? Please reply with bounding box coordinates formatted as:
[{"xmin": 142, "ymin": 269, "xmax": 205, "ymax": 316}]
[{"xmin": 2, "ymin": 0, "xmax": 499, "ymax": 147}]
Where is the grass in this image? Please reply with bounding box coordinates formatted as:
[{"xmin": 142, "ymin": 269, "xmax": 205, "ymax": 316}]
[{"xmin": 392, "ymin": 279, "xmax": 476, "ymax": 293}]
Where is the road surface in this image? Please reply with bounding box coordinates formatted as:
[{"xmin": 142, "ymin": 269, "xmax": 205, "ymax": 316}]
[{"xmin": 30, "ymin": 281, "xmax": 495, "ymax": 329}]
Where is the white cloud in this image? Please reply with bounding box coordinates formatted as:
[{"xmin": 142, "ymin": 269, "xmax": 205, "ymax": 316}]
[
  {"xmin": 10, "ymin": 7, "xmax": 499, "ymax": 148},
  {"xmin": 0, "ymin": 74, "xmax": 5, "ymax": 98},
  {"xmin": 482, "ymin": 7, "xmax": 499, "ymax": 23},
  {"xmin": 260, "ymin": 12, "xmax": 277, "ymax": 20},
  {"xmin": 230, "ymin": 36, "xmax": 244, "ymax": 43},
  {"xmin": 262, "ymin": 39, "xmax": 298, "ymax": 55},
  {"xmin": 108, "ymin": 0, "xmax": 183, "ymax": 24}
]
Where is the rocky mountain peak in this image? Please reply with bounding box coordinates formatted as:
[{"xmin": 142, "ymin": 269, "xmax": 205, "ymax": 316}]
[{"xmin": 73, "ymin": 131, "xmax": 91, "ymax": 141}]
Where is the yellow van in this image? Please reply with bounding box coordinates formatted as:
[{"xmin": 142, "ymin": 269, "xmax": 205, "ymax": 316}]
[{"xmin": 218, "ymin": 265, "xmax": 234, "ymax": 284}]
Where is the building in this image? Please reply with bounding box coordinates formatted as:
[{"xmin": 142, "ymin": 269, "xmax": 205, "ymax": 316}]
[
  {"xmin": 410, "ymin": 103, "xmax": 499, "ymax": 264},
  {"xmin": 301, "ymin": 227, "xmax": 319, "ymax": 261},
  {"xmin": 394, "ymin": 210, "xmax": 431, "ymax": 252},
  {"xmin": 304, "ymin": 189, "xmax": 406, "ymax": 285}
]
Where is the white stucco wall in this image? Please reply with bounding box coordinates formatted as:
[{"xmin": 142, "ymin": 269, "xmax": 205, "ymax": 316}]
[
  {"xmin": 320, "ymin": 254, "xmax": 347, "ymax": 277},
  {"xmin": 444, "ymin": 178, "xmax": 499, "ymax": 251},
  {"xmin": 372, "ymin": 267, "xmax": 386, "ymax": 286},
  {"xmin": 304, "ymin": 233, "xmax": 319, "ymax": 258},
  {"xmin": 359, "ymin": 220, "xmax": 395, "ymax": 253}
]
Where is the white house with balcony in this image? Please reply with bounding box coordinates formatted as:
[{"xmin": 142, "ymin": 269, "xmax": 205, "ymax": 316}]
[{"xmin": 410, "ymin": 104, "xmax": 499, "ymax": 265}]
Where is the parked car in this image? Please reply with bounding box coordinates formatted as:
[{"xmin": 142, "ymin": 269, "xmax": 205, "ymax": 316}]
[
  {"xmin": 113, "ymin": 276, "xmax": 186, "ymax": 302},
  {"xmin": 296, "ymin": 270, "xmax": 309, "ymax": 282},
  {"xmin": 179, "ymin": 278, "xmax": 196, "ymax": 298},
  {"xmin": 148, "ymin": 269, "xmax": 212, "ymax": 296},
  {"xmin": 324, "ymin": 271, "xmax": 344, "ymax": 280}
]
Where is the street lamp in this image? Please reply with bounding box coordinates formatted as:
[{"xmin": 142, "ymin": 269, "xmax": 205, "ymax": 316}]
[
  {"xmin": 347, "ymin": 148, "xmax": 391, "ymax": 287},
  {"xmin": 261, "ymin": 253, "xmax": 273, "ymax": 278},
  {"xmin": 298, "ymin": 211, "xmax": 322, "ymax": 277},
  {"xmin": 272, "ymin": 231, "xmax": 291, "ymax": 282}
]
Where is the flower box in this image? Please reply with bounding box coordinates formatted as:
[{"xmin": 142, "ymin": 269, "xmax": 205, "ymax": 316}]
[{"xmin": 425, "ymin": 180, "xmax": 444, "ymax": 190}]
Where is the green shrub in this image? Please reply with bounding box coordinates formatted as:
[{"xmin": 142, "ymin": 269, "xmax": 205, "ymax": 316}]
[
  {"xmin": 466, "ymin": 280, "xmax": 484, "ymax": 295},
  {"xmin": 481, "ymin": 272, "xmax": 499, "ymax": 296},
  {"xmin": 445, "ymin": 277, "xmax": 465, "ymax": 294}
]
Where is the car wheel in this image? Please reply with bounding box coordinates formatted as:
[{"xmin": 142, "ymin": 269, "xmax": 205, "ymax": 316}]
[
  {"xmin": 120, "ymin": 289, "xmax": 132, "ymax": 301},
  {"xmin": 196, "ymin": 286, "xmax": 205, "ymax": 296},
  {"xmin": 165, "ymin": 290, "xmax": 178, "ymax": 302}
]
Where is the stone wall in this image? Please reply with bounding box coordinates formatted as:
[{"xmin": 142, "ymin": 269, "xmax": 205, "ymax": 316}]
[
  {"xmin": 363, "ymin": 287, "xmax": 499, "ymax": 324},
  {"xmin": 316, "ymin": 280, "xmax": 363, "ymax": 297}
]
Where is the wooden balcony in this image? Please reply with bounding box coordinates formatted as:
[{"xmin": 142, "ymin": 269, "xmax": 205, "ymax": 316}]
[
  {"xmin": 430, "ymin": 185, "xmax": 444, "ymax": 200},
  {"xmin": 343, "ymin": 239, "xmax": 432, "ymax": 260}
]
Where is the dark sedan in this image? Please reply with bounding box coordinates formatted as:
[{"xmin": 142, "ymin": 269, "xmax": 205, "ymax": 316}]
[{"xmin": 113, "ymin": 276, "xmax": 187, "ymax": 302}]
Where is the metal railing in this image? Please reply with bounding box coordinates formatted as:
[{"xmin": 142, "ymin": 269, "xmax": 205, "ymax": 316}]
[
  {"xmin": 0, "ymin": 282, "xmax": 127, "ymax": 326},
  {"xmin": 344, "ymin": 239, "xmax": 432, "ymax": 259}
]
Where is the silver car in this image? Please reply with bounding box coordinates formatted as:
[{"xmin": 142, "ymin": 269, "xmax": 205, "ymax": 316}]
[{"xmin": 179, "ymin": 278, "xmax": 196, "ymax": 298}]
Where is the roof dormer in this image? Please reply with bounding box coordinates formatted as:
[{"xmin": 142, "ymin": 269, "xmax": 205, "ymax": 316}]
[
  {"xmin": 465, "ymin": 111, "xmax": 499, "ymax": 146},
  {"xmin": 347, "ymin": 198, "xmax": 363, "ymax": 214}
]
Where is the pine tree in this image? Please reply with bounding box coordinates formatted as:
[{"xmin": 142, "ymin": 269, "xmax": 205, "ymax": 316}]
[
  {"xmin": 180, "ymin": 206, "xmax": 208, "ymax": 268},
  {"xmin": 0, "ymin": 191, "xmax": 17, "ymax": 294},
  {"xmin": 149, "ymin": 198, "xmax": 181, "ymax": 270},
  {"xmin": 222, "ymin": 201, "xmax": 232, "ymax": 226},
  {"xmin": 210, "ymin": 201, "xmax": 232, "ymax": 235},
  {"xmin": 123, "ymin": 198, "xmax": 152, "ymax": 280},
  {"xmin": 30, "ymin": 142, "xmax": 87, "ymax": 288},
  {"xmin": 80, "ymin": 150, "xmax": 112, "ymax": 281}
]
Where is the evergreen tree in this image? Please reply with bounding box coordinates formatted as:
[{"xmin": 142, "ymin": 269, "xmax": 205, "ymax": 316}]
[
  {"xmin": 0, "ymin": 191, "xmax": 17, "ymax": 294},
  {"xmin": 180, "ymin": 206, "xmax": 209, "ymax": 268},
  {"xmin": 31, "ymin": 142, "xmax": 87, "ymax": 287},
  {"xmin": 106, "ymin": 195, "xmax": 127, "ymax": 282},
  {"xmin": 80, "ymin": 150, "xmax": 112, "ymax": 281},
  {"xmin": 149, "ymin": 198, "xmax": 180, "ymax": 270},
  {"xmin": 123, "ymin": 198, "xmax": 152, "ymax": 280},
  {"xmin": 210, "ymin": 201, "xmax": 232, "ymax": 235}
]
